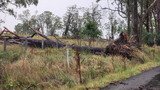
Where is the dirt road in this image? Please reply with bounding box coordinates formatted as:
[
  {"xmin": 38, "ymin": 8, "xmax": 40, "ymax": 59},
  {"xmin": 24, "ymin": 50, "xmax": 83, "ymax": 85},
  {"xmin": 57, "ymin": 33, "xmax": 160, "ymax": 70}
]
[{"xmin": 100, "ymin": 66, "xmax": 160, "ymax": 90}]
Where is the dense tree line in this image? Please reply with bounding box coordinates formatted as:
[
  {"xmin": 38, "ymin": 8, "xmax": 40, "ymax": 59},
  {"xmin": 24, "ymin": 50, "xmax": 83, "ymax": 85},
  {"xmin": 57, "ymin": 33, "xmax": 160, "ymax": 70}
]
[
  {"xmin": 15, "ymin": 10, "xmax": 62, "ymax": 35},
  {"xmin": 97, "ymin": 0, "xmax": 160, "ymax": 46},
  {"xmin": 2, "ymin": 0, "xmax": 160, "ymax": 47},
  {"xmin": 14, "ymin": 4, "xmax": 102, "ymax": 44}
]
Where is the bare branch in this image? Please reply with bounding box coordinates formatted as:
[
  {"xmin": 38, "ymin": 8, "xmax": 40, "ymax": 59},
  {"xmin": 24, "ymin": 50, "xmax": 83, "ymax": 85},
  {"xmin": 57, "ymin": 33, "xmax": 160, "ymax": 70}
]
[
  {"xmin": 100, "ymin": 7, "xmax": 127, "ymax": 18},
  {"xmin": 141, "ymin": 0, "xmax": 158, "ymax": 22}
]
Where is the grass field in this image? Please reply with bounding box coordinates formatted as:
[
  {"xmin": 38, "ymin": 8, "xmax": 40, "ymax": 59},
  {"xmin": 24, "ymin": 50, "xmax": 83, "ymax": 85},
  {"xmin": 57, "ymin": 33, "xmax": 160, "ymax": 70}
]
[{"xmin": 0, "ymin": 43, "xmax": 160, "ymax": 90}]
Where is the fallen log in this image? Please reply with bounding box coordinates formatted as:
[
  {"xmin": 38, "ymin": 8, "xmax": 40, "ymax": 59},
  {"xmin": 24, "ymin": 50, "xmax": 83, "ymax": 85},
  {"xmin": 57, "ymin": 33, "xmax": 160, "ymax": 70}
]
[
  {"xmin": 0, "ymin": 27, "xmax": 105, "ymax": 55},
  {"xmin": 21, "ymin": 38, "xmax": 104, "ymax": 55},
  {"xmin": 70, "ymin": 45, "xmax": 104, "ymax": 55},
  {"xmin": 0, "ymin": 37, "xmax": 104, "ymax": 55}
]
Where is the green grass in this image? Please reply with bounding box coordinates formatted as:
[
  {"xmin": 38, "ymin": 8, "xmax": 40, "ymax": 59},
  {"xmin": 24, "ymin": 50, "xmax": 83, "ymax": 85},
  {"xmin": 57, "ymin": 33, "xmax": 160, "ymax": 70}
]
[
  {"xmin": 0, "ymin": 44, "xmax": 160, "ymax": 90},
  {"xmin": 74, "ymin": 61, "xmax": 159, "ymax": 90}
]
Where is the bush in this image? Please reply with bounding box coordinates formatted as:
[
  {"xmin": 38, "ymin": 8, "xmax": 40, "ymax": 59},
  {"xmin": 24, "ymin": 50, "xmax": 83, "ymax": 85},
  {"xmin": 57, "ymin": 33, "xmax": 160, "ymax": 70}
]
[
  {"xmin": 0, "ymin": 51, "xmax": 21, "ymax": 63},
  {"xmin": 156, "ymin": 33, "xmax": 160, "ymax": 46},
  {"xmin": 143, "ymin": 32, "xmax": 154, "ymax": 46}
]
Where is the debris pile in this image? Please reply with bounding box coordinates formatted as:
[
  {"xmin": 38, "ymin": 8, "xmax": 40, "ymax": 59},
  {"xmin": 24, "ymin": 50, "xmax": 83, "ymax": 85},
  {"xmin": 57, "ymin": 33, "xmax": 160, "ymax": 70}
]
[{"xmin": 104, "ymin": 32, "xmax": 136, "ymax": 59}]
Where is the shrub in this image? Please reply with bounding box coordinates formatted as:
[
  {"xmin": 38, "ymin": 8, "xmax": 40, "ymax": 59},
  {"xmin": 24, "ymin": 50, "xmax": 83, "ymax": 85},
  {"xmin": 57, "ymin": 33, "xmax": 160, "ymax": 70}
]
[
  {"xmin": 156, "ymin": 33, "xmax": 160, "ymax": 46},
  {"xmin": 0, "ymin": 51, "xmax": 21, "ymax": 63},
  {"xmin": 143, "ymin": 32, "xmax": 154, "ymax": 47}
]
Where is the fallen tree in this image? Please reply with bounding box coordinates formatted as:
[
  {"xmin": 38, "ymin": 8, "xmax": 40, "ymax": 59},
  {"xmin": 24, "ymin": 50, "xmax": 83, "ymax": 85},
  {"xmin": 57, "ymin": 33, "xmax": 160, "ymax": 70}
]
[
  {"xmin": 0, "ymin": 27, "xmax": 146, "ymax": 61},
  {"xmin": 0, "ymin": 27, "xmax": 104, "ymax": 55},
  {"xmin": 104, "ymin": 32, "xmax": 137, "ymax": 60}
]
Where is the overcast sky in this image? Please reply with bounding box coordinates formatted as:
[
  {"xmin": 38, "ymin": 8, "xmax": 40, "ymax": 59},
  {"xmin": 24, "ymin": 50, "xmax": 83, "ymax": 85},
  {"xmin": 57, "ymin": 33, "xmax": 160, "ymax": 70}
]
[
  {"xmin": 0, "ymin": 0, "xmax": 119, "ymax": 38},
  {"xmin": 0, "ymin": 0, "xmax": 105, "ymax": 28}
]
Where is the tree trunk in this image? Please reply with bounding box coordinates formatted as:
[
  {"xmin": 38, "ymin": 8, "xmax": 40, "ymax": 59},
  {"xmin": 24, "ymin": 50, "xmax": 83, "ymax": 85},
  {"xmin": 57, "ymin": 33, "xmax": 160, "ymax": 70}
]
[
  {"xmin": 111, "ymin": 25, "xmax": 114, "ymax": 40},
  {"xmin": 157, "ymin": 0, "xmax": 160, "ymax": 33},
  {"xmin": 133, "ymin": 0, "xmax": 140, "ymax": 44},
  {"xmin": 50, "ymin": 29, "xmax": 55, "ymax": 36},
  {"xmin": 40, "ymin": 25, "xmax": 44, "ymax": 35},
  {"xmin": 127, "ymin": 0, "xmax": 131, "ymax": 36},
  {"xmin": 146, "ymin": 0, "xmax": 150, "ymax": 32},
  {"xmin": 63, "ymin": 14, "xmax": 72, "ymax": 37},
  {"xmin": 150, "ymin": 12, "xmax": 154, "ymax": 33},
  {"xmin": 139, "ymin": 0, "xmax": 144, "ymax": 44},
  {"xmin": 153, "ymin": 11, "xmax": 158, "ymax": 33}
]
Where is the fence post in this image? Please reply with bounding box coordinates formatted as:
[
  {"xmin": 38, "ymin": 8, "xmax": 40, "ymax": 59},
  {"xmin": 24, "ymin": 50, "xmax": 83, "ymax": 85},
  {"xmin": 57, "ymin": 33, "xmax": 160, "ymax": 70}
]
[
  {"xmin": 3, "ymin": 38, "xmax": 7, "ymax": 51},
  {"xmin": 66, "ymin": 45, "xmax": 70, "ymax": 68},
  {"xmin": 24, "ymin": 38, "xmax": 28, "ymax": 51},
  {"xmin": 74, "ymin": 48, "xmax": 82, "ymax": 84},
  {"xmin": 41, "ymin": 40, "xmax": 44, "ymax": 49}
]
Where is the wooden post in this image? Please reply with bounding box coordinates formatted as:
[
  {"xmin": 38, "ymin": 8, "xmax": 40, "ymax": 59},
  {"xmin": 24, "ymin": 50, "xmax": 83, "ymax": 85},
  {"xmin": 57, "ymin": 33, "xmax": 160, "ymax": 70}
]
[
  {"xmin": 111, "ymin": 56, "xmax": 115, "ymax": 72},
  {"xmin": 122, "ymin": 57, "xmax": 127, "ymax": 70},
  {"xmin": 41, "ymin": 40, "xmax": 44, "ymax": 49},
  {"xmin": 56, "ymin": 41, "xmax": 58, "ymax": 48},
  {"xmin": 74, "ymin": 48, "xmax": 82, "ymax": 84},
  {"xmin": 24, "ymin": 38, "xmax": 28, "ymax": 51},
  {"xmin": 66, "ymin": 45, "xmax": 70, "ymax": 68},
  {"xmin": 3, "ymin": 38, "xmax": 7, "ymax": 51}
]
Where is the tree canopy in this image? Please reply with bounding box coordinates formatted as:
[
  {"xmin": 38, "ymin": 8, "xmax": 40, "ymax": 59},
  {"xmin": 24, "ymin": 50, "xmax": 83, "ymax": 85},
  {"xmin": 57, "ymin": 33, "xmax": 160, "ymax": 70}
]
[
  {"xmin": 0, "ymin": 0, "xmax": 38, "ymax": 15},
  {"xmin": 97, "ymin": 0, "xmax": 160, "ymax": 46},
  {"xmin": 15, "ymin": 10, "xmax": 62, "ymax": 35}
]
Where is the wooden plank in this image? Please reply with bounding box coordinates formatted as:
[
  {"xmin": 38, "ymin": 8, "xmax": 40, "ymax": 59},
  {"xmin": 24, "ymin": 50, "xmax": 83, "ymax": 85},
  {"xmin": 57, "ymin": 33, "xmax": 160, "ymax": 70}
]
[
  {"xmin": 3, "ymin": 38, "xmax": 7, "ymax": 51},
  {"xmin": 4, "ymin": 27, "xmax": 20, "ymax": 38},
  {"xmin": 0, "ymin": 30, "xmax": 5, "ymax": 36}
]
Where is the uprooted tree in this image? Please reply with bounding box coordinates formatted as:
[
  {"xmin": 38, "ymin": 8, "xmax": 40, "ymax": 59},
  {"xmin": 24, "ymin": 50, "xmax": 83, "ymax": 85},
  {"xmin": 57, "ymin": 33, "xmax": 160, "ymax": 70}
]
[
  {"xmin": 0, "ymin": 27, "xmax": 104, "ymax": 55},
  {"xmin": 0, "ymin": 27, "xmax": 146, "ymax": 63},
  {"xmin": 104, "ymin": 32, "xmax": 137, "ymax": 60}
]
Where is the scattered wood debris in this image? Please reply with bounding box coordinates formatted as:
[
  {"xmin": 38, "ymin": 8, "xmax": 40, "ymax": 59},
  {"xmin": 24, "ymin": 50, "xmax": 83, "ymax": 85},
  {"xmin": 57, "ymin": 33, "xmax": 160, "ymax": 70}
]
[{"xmin": 104, "ymin": 32, "xmax": 137, "ymax": 60}]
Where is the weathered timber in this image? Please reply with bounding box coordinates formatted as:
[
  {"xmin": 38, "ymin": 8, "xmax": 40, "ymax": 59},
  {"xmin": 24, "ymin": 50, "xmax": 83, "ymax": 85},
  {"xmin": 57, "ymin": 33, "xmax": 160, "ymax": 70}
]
[
  {"xmin": 104, "ymin": 32, "xmax": 135, "ymax": 59},
  {"xmin": 0, "ymin": 37, "xmax": 104, "ymax": 55},
  {"xmin": 0, "ymin": 27, "xmax": 105, "ymax": 55},
  {"xmin": 70, "ymin": 45, "xmax": 104, "ymax": 55},
  {"xmin": 3, "ymin": 38, "xmax": 7, "ymax": 51},
  {"xmin": 4, "ymin": 27, "xmax": 21, "ymax": 38}
]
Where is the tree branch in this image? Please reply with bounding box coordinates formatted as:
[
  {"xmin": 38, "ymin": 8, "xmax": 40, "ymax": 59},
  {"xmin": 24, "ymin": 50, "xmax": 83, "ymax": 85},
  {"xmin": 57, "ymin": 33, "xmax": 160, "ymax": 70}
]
[{"xmin": 141, "ymin": 0, "xmax": 157, "ymax": 21}]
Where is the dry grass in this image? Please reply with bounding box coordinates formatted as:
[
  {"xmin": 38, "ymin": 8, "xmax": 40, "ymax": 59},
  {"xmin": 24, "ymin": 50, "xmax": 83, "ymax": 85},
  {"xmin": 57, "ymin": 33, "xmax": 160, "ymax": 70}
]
[
  {"xmin": 31, "ymin": 35, "xmax": 109, "ymax": 48},
  {"xmin": 0, "ymin": 44, "xmax": 160, "ymax": 90}
]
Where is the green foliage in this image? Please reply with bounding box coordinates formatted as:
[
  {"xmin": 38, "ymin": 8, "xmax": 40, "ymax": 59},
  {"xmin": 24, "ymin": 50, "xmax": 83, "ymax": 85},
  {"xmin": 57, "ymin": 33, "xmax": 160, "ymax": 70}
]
[
  {"xmin": 82, "ymin": 19, "xmax": 101, "ymax": 39},
  {"xmin": 0, "ymin": 51, "xmax": 21, "ymax": 63},
  {"xmin": 143, "ymin": 32, "xmax": 154, "ymax": 46},
  {"xmin": 117, "ymin": 20, "xmax": 127, "ymax": 33},
  {"xmin": 0, "ymin": 0, "xmax": 38, "ymax": 16},
  {"xmin": 63, "ymin": 4, "xmax": 101, "ymax": 38},
  {"xmin": 1, "ymin": 44, "xmax": 160, "ymax": 89},
  {"xmin": 15, "ymin": 23, "xmax": 23, "ymax": 34},
  {"xmin": 15, "ymin": 10, "xmax": 62, "ymax": 35},
  {"xmin": 15, "ymin": 10, "xmax": 36, "ymax": 34},
  {"xmin": 15, "ymin": 0, "xmax": 38, "ymax": 7},
  {"xmin": 48, "ymin": 16, "xmax": 62, "ymax": 36},
  {"xmin": 63, "ymin": 5, "xmax": 82, "ymax": 38},
  {"xmin": 15, "ymin": 22, "xmax": 35, "ymax": 34},
  {"xmin": 156, "ymin": 33, "xmax": 160, "ymax": 46}
]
